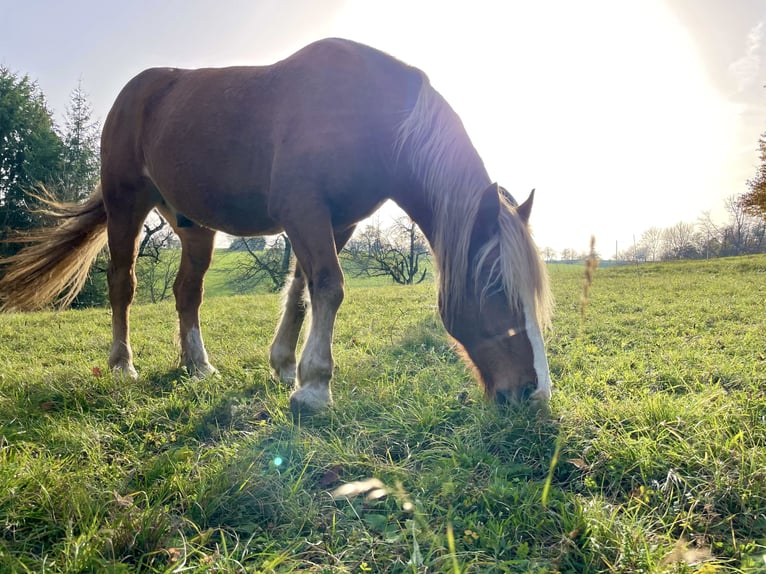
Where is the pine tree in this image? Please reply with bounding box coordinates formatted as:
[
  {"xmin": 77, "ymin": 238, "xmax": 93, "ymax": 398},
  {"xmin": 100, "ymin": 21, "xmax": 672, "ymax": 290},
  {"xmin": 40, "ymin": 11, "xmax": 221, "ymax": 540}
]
[{"xmin": 59, "ymin": 80, "xmax": 100, "ymax": 202}]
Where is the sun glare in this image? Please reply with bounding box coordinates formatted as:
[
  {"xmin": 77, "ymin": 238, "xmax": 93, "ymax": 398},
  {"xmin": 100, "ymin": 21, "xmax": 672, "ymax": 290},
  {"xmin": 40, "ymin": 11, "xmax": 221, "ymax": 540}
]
[{"xmin": 330, "ymin": 0, "xmax": 739, "ymax": 252}]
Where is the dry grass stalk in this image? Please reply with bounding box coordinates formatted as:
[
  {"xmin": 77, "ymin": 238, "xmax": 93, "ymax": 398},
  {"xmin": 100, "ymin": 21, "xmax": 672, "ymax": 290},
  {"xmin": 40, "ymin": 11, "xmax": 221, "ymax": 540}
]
[{"xmin": 580, "ymin": 235, "xmax": 599, "ymax": 322}]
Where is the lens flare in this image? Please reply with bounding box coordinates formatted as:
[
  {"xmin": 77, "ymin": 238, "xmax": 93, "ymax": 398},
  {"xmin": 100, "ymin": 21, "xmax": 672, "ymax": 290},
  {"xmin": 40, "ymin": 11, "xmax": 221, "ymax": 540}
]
[{"xmin": 273, "ymin": 456, "xmax": 283, "ymax": 467}]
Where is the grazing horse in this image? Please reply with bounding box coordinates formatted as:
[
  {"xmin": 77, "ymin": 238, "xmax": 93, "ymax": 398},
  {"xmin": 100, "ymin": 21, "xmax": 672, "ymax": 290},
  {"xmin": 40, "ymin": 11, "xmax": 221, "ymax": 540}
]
[{"xmin": 0, "ymin": 38, "xmax": 552, "ymax": 412}]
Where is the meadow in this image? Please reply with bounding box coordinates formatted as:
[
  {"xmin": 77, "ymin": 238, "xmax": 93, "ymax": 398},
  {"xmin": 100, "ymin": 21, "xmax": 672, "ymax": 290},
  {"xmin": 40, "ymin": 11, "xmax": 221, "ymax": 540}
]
[{"xmin": 0, "ymin": 255, "xmax": 764, "ymax": 572}]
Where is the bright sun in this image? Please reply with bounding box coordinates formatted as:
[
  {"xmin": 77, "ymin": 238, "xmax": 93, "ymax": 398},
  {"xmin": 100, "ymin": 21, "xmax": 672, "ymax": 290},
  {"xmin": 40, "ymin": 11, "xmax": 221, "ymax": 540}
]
[{"xmin": 328, "ymin": 0, "xmax": 739, "ymax": 252}]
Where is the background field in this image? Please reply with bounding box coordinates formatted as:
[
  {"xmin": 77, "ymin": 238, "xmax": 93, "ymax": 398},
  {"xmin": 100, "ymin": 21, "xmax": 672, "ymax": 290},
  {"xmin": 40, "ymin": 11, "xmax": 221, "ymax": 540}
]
[{"xmin": 0, "ymin": 255, "xmax": 765, "ymax": 572}]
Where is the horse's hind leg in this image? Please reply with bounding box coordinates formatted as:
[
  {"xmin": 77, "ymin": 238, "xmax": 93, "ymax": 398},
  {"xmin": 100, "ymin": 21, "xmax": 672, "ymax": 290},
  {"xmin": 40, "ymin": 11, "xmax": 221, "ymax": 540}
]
[
  {"xmin": 105, "ymin": 182, "xmax": 156, "ymax": 378},
  {"xmin": 270, "ymin": 226, "xmax": 355, "ymax": 385},
  {"xmin": 270, "ymin": 264, "xmax": 307, "ymax": 383},
  {"xmin": 172, "ymin": 224, "xmax": 217, "ymax": 376}
]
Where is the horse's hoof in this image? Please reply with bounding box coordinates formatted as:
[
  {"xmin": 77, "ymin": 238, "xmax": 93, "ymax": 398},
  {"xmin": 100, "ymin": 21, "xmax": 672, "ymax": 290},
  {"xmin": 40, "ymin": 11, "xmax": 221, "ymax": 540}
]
[
  {"xmin": 530, "ymin": 385, "xmax": 551, "ymax": 403},
  {"xmin": 188, "ymin": 362, "xmax": 219, "ymax": 378},
  {"xmin": 529, "ymin": 387, "xmax": 552, "ymax": 415},
  {"xmin": 111, "ymin": 363, "xmax": 138, "ymax": 381},
  {"xmin": 289, "ymin": 386, "xmax": 332, "ymax": 418},
  {"xmin": 273, "ymin": 365, "xmax": 296, "ymax": 385}
]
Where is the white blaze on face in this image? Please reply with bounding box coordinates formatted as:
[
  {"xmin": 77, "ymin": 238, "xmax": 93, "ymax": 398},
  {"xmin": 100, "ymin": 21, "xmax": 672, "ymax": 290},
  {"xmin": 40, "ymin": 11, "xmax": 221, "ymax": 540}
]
[{"xmin": 524, "ymin": 301, "xmax": 552, "ymax": 401}]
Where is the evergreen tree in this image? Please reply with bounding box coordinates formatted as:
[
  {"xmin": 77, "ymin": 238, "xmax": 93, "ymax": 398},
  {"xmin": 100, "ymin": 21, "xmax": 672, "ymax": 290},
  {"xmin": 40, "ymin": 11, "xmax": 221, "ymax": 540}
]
[
  {"xmin": 59, "ymin": 80, "xmax": 100, "ymax": 202},
  {"xmin": 0, "ymin": 66, "xmax": 64, "ymax": 246}
]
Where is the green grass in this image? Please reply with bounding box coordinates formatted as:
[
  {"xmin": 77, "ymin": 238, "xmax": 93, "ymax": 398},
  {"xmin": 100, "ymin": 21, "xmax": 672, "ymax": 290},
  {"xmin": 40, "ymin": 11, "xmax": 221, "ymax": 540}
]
[
  {"xmin": 1, "ymin": 255, "xmax": 765, "ymax": 572},
  {"xmin": 201, "ymin": 249, "xmax": 436, "ymax": 298}
]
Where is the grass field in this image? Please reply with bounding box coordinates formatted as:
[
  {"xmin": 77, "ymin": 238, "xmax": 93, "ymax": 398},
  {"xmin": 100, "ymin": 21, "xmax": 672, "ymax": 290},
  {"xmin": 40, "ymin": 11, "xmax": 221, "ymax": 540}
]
[
  {"xmin": 0, "ymin": 255, "xmax": 765, "ymax": 572},
  {"xmin": 198, "ymin": 249, "xmax": 435, "ymax": 299}
]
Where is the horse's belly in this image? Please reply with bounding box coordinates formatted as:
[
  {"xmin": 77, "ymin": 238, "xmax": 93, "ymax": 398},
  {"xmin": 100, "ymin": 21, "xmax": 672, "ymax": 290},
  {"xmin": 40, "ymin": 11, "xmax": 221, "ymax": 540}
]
[{"xmin": 162, "ymin": 184, "xmax": 282, "ymax": 237}]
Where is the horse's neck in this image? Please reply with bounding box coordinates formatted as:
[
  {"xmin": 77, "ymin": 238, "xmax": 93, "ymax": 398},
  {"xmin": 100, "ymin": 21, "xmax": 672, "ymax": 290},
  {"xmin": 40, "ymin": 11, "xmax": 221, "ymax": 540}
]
[{"xmin": 394, "ymin": 156, "xmax": 491, "ymax": 252}]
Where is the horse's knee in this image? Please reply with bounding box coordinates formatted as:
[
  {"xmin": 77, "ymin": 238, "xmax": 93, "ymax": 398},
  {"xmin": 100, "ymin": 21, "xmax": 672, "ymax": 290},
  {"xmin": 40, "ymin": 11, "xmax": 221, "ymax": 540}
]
[{"xmin": 309, "ymin": 268, "xmax": 344, "ymax": 309}]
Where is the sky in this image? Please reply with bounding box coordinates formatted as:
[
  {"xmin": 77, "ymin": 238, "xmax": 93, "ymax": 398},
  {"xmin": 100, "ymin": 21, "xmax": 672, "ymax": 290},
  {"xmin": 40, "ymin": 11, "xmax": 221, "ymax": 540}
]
[{"xmin": 1, "ymin": 0, "xmax": 765, "ymax": 256}]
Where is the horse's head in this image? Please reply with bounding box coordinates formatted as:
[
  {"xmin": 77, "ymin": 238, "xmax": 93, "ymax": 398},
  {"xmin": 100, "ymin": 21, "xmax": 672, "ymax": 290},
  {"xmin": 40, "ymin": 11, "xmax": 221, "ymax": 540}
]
[{"xmin": 441, "ymin": 185, "xmax": 551, "ymax": 405}]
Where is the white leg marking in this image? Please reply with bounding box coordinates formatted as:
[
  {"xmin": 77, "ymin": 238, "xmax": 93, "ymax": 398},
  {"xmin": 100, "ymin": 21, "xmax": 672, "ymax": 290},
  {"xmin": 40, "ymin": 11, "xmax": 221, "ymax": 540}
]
[
  {"xmin": 183, "ymin": 326, "xmax": 217, "ymax": 377},
  {"xmin": 109, "ymin": 341, "xmax": 138, "ymax": 380},
  {"xmin": 111, "ymin": 360, "xmax": 138, "ymax": 381},
  {"xmin": 291, "ymin": 289, "xmax": 339, "ymax": 414},
  {"xmin": 524, "ymin": 303, "xmax": 552, "ymax": 401}
]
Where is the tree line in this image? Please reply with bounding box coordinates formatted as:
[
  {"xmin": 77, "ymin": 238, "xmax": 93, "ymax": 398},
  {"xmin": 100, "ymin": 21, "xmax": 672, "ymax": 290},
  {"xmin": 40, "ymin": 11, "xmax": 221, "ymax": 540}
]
[
  {"xmin": 613, "ymin": 194, "xmax": 766, "ymax": 263},
  {"xmin": 571, "ymin": 116, "xmax": 766, "ymax": 264}
]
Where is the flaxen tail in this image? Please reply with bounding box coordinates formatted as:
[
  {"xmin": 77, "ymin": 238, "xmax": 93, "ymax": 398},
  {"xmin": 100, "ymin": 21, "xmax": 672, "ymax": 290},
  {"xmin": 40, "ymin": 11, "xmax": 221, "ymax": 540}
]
[{"xmin": 0, "ymin": 186, "xmax": 108, "ymax": 311}]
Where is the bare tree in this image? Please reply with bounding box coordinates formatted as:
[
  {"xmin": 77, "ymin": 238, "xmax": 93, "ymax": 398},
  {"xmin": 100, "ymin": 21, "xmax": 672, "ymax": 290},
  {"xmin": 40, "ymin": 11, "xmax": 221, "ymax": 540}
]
[
  {"xmin": 559, "ymin": 248, "xmax": 578, "ymax": 263},
  {"xmin": 662, "ymin": 222, "xmax": 698, "ymax": 260},
  {"xmin": 639, "ymin": 227, "xmax": 664, "ymax": 262},
  {"xmin": 135, "ymin": 212, "xmax": 180, "ymax": 303},
  {"xmin": 229, "ymin": 236, "xmax": 266, "ymax": 252},
  {"xmin": 343, "ymin": 216, "xmax": 429, "ymax": 284},
  {"xmin": 617, "ymin": 243, "xmax": 647, "ymax": 263},
  {"xmin": 719, "ymin": 194, "xmax": 766, "ymax": 256},
  {"xmin": 231, "ymin": 233, "xmax": 293, "ymax": 293},
  {"xmin": 695, "ymin": 212, "xmax": 723, "ymax": 258},
  {"xmin": 540, "ymin": 247, "xmax": 557, "ymax": 262}
]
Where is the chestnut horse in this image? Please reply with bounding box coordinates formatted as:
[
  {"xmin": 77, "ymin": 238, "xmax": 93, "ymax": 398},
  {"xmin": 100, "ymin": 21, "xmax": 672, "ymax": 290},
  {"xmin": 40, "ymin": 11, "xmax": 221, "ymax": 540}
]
[{"xmin": 0, "ymin": 38, "xmax": 552, "ymax": 412}]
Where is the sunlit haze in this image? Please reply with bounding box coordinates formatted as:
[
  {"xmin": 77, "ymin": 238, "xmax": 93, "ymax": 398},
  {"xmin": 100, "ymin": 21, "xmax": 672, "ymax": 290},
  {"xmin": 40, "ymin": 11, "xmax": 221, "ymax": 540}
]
[{"xmin": 2, "ymin": 0, "xmax": 764, "ymax": 256}]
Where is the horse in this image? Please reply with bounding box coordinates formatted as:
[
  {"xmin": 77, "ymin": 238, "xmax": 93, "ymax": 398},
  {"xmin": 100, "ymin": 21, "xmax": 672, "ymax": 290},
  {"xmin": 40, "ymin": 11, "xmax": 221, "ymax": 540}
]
[{"xmin": 0, "ymin": 38, "xmax": 553, "ymax": 413}]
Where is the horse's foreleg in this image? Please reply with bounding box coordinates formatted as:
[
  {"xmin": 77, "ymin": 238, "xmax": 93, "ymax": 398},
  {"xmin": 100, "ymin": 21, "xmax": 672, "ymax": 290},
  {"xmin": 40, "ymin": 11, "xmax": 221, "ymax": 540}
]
[
  {"xmin": 284, "ymin": 226, "xmax": 353, "ymax": 414},
  {"xmin": 174, "ymin": 225, "xmax": 217, "ymax": 376},
  {"xmin": 292, "ymin": 269, "xmax": 344, "ymax": 413},
  {"xmin": 269, "ymin": 226, "xmax": 354, "ymax": 386},
  {"xmin": 269, "ymin": 265, "xmax": 307, "ymax": 383}
]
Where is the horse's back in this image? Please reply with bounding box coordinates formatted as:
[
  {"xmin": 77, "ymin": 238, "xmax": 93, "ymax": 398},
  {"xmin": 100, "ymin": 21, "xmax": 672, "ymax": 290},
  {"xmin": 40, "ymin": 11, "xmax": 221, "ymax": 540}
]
[{"xmin": 101, "ymin": 39, "xmax": 427, "ymax": 235}]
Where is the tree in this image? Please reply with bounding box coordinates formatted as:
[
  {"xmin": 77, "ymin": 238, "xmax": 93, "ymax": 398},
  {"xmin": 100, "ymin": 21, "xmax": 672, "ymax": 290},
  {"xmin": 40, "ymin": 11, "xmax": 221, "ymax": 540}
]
[
  {"xmin": 639, "ymin": 227, "xmax": 664, "ymax": 262},
  {"xmin": 229, "ymin": 236, "xmax": 266, "ymax": 252},
  {"xmin": 559, "ymin": 248, "xmax": 578, "ymax": 263},
  {"xmin": 0, "ymin": 66, "xmax": 64, "ymax": 250},
  {"xmin": 696, "ymin": 212, "xmax": 723, "ymax": 258},
  {"xmin": 59, "ymin": 80, "xmax": 100, "ymax": 203},
  {"xmin": 662, "ymin": 222, "xmax": 698, "ymax": 260},
  {"xmin": 540, "ymin": 247, "xmax": 557, "ymax": 262},
  {"xmin": 58, "ymin": 81, "xmax": 106, "ymax": 305},
  {"xmin": 134, "ymin": 213, "xmax": 180, "ymax": 303},
  {"xmin": 231, "ymin": 233, "xmax": 293, "ymax": 293},
  {"xmin": 617, "ymin": 243, "xmax": 647, "ymax": 263},
  {"xmin": 343, "ymin": 216, "xmax": 429, "ymax": 284},
  {"xmin": 741, "ymin": 133, "xmax": 766, "ymax": 219},
  {"xmin": 720, "ymin": 195, "xmax": 751, "ymax": 256}
]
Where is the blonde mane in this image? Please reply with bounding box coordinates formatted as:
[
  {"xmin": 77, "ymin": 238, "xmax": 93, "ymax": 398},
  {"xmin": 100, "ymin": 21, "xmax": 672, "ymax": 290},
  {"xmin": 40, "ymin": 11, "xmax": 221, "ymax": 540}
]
[{"xmin": 396, "ymin": 72, "xmax": 552, "ymax": 330}]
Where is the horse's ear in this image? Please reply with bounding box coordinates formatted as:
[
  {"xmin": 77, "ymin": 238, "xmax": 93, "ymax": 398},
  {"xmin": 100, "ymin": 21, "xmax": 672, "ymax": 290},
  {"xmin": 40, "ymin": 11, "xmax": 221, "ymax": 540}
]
[
  {"xmin": 470, "ymin": 183, "xmax": 500, "ymax": 252},
  {"xmin": 517, "ymin": 188, "xmax": 535, "ymax": 224}
]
